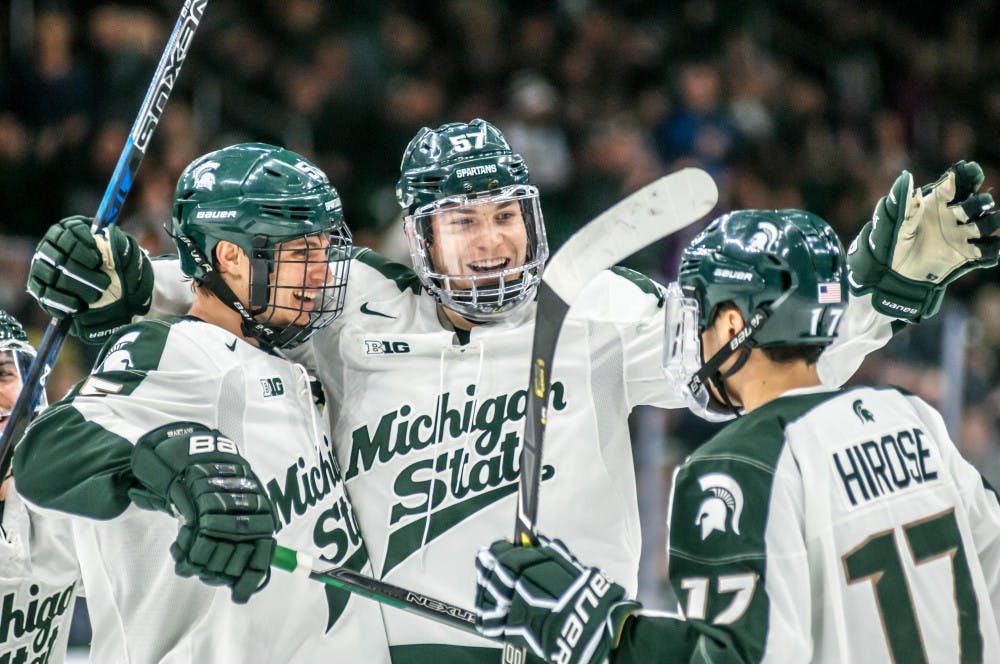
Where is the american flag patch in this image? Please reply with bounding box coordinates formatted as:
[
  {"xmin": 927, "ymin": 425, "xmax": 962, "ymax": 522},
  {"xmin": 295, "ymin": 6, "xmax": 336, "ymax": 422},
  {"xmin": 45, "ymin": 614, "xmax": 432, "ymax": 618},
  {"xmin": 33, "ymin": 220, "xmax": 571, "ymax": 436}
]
[{"xmin": 817, "ymin": 282, "xmax": 842, "ymax": 303}]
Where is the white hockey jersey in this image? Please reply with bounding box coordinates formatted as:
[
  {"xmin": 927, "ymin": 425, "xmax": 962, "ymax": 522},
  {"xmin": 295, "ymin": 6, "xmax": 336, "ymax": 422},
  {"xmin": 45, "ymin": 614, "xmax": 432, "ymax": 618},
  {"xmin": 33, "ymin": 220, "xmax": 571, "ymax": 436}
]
[
  {"xmin": 147, "ymin": 251, "xmax": 892, "ymax": 660},
  {"xmin": 0, "ymin": 484, "xmax": 80, "ymax": 664},
  {"xmin": 616, "ymin": 385, "xmax": 1000, "ymax": 663},
  {"xmin": 14, "ymin": 317, "xmax": 390, "ymax": 663},
  {"xmin": 280, "ymin": 250, "xmax": 894, "ymax": 660}
]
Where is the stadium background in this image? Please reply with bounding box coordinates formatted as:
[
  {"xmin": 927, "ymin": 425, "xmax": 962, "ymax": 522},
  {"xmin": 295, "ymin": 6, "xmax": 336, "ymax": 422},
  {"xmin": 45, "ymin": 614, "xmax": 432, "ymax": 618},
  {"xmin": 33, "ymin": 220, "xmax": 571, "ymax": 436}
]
[{"xmin": 1, "ymin": 0, "xmax": 998, "ymax": 655}]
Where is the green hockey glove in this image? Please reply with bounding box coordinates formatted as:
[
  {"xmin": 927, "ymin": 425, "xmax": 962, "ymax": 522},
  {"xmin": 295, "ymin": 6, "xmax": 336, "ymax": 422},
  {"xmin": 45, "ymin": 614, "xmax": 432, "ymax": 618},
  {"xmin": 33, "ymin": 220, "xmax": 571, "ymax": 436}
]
[
  {"xmin": 129, "ymin": 422, "xmax": 279, "ymax": 604},
  {"xmin": 27, "ymin": 216, "xmax": 154, "ymax": 344},
  {"xmin": 847, "ymin": 160, "xmax": 1000, "ymax": 321},
  {"xmin": 475, "ymin": 535, "xmax": 640, "ymax": 664}
]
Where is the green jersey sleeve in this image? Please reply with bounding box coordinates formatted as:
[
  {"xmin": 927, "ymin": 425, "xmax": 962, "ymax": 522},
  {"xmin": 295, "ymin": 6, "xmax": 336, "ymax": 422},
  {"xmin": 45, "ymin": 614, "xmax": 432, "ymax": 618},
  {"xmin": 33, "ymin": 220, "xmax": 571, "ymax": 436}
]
[{"xmin": 13, "ymin": 317, "xmax": 194, "ymax": 518}]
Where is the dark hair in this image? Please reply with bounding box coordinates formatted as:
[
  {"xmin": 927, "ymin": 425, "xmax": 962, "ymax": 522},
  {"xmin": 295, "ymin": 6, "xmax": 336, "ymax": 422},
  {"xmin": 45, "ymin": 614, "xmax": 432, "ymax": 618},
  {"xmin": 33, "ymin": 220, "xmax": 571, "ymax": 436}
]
[{"xmin": 761, "ymin": 344, "xmax": 824, "ymax": 365}]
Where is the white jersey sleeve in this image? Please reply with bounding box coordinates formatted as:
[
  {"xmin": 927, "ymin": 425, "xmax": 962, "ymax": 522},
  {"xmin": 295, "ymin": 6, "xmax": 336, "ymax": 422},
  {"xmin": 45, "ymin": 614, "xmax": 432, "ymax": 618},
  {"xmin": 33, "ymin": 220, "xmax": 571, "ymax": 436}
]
[
  {"xmin": 817, "ymin": 292, "xmax": 896, "ymax": 387},
  {"xmin": 148, "ymin": 257, "xmax": 192, "ymax": 318}
]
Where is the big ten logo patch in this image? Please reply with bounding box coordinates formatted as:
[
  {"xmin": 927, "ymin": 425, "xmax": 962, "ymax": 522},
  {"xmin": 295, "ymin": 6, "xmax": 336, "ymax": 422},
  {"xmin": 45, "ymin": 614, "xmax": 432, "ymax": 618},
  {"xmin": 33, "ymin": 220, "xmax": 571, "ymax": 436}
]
[
  {"xmin": 364, "ymin": 340, "xmax": 411, "ymax": 355},
  {"xmin": 261, "ymin": 377, "xmax": 285, "ymax": 397}
]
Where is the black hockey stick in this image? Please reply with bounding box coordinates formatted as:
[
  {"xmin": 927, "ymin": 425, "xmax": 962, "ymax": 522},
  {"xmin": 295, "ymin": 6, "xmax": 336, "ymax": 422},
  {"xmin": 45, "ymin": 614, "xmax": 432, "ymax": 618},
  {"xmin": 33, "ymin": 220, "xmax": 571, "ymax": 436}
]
[
  {"xmin": 271, "ymin": 545, "xmax": 489, "ymax": 637},
  {"xmin": 0, "ymin": 0, "xmax": 209, "ymax": 478},
  {"xmin": 514, "ymin": 168, "xmax": 718, "ymax": 546}
]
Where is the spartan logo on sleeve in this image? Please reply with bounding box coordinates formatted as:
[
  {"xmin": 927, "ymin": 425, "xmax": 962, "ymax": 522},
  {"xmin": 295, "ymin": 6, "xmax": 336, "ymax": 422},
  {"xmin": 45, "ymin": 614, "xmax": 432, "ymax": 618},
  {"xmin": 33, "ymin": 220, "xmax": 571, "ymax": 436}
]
[
  {"xmin": 97, "ymin": 331, "xmax": 141, "ymax": 372},
  {"xmin": 347, "ymin": 382, "xmax": 567, "ymax": 575},
  {"xmin": 695, "ymin": 473, "xmax": 744, "ymax": 540}
]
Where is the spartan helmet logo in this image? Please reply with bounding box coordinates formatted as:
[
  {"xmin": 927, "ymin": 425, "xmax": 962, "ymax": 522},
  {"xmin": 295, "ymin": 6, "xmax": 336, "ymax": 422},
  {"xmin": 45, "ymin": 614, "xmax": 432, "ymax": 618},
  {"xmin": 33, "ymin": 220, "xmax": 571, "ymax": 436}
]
[
  {"xmin": 745, "ymin": 221, "xmax": 779, "ymax": 253},
  {"xmin": 192, "ymin": 160, "xmax": 221, "ymax": 190},
  {"xmin": 695, "ymin": 472, "xmax": 744, "ymax": 540}
]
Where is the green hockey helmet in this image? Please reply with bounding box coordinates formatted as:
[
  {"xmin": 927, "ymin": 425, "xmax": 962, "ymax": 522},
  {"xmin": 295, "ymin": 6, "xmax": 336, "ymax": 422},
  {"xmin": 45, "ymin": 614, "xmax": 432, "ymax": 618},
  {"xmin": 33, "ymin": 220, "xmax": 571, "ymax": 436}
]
[
  {"xmin": 663, "ymin": 209, "xmax": 848, "ymax": 420},
  {"xmin": 396, "ymin": 120, "xmax": 548, "ymax": 322},
  {"xmin": 395, "ymin": 119, "xmax": 531, "ymax": 213},
  {"xmin": 0, "ymin": 309, "xmax": 43, "ymax": 427},
  {"xmin": 171, "ymin": 143, "xmax": 352, "ymax": 350}
]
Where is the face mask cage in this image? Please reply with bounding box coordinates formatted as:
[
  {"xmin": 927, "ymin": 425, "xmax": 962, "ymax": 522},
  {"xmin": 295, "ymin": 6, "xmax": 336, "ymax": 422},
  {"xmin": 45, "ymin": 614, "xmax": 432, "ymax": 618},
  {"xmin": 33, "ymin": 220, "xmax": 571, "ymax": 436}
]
[
  {"xmin": 0, "ymin": 342, "xmax": 45, "ymax": 430},
  {"xmin": 403, "ymin": 184, "xmax": 548, "ymax": 322},
  {"xmin": 245, "ymin": 226, "xmax": 353, "ymax": 349},
  {"xmin": 662, "ymin": 281, "xmax": 737, "ymax": 423}
]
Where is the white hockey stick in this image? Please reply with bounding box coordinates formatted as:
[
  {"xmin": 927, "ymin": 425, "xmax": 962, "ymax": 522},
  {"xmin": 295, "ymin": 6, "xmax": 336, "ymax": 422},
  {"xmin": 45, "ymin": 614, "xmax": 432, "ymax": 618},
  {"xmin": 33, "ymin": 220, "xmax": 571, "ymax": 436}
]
[{"xmin": 514, "ymin": 167, "xmax": 718, "ymax": 546}]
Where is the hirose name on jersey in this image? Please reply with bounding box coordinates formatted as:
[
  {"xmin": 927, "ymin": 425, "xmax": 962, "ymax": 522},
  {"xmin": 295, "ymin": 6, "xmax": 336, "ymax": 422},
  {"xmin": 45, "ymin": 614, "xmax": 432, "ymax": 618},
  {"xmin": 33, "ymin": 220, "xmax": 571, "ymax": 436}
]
[
  {"xmin": 282, "ymin": 248, "xmax": 894, "ymax": 657},
  {"xmin": 664, "ymin": 385, "xmax": 1000, "ymax": 662}
]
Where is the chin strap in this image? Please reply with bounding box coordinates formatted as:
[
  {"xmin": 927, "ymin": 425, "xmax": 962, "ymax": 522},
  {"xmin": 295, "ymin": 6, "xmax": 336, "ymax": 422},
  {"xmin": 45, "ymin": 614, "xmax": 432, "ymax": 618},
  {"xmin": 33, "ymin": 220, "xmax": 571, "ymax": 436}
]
[
  {"xmin": 174, "ymin": 233, "xmax": 279, "ymax": 349},
  {"xmin": 689, "ymin": 307, "xmax": 771, "ymax": 418}
]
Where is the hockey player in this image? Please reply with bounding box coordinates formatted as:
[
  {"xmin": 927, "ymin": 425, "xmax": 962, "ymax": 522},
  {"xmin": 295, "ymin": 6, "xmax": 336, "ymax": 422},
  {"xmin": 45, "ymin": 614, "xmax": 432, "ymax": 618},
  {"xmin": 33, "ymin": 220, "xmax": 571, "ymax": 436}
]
[
  {"xmin": 0, "ymin": 310, "xmax": 81, "ymax": 664},
  {"xmin": 23, "ymin": 122, "xmax": 997, "ymax": 662},
  {"xmin": 14, "ymin": 144, "xmax": 391, "ymax": 662},
  {"xmin": 473, "ymin": 208, "xmax": 1000, "ymax": 663}
]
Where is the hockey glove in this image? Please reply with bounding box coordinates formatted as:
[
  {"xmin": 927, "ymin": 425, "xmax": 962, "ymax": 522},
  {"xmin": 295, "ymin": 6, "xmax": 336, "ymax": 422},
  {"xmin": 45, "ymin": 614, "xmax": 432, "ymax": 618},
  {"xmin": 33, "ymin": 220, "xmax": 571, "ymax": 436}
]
[
  {"xmin": 847, "ymin": 160, "xmax": 1000, "ymax": 321},
  {"xmin": 129, "ymin": 422, "xmax": 279, "ymax": 604},
  {"xmin": 27, "ymin": 215, "xmax": 153, "ymax": 344},
  {"xmin": 475, "ymin": 535, "xmax": 640, "ymax": 664}
]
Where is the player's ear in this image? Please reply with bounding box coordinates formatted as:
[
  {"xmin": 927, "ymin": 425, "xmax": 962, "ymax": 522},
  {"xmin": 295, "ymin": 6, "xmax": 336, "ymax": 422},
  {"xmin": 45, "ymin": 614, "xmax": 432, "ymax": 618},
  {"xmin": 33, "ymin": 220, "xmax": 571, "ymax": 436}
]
[
  {"xmin": 722, "ymin": 308, "xmax": 746, "ymax": 340},
  {"xmin": 710, "ymin": 304, "xmax": 745, "ymax": 341},
  {"xmin": 214, "ymin": 240, "xmax": 245, "ymax": 274}
]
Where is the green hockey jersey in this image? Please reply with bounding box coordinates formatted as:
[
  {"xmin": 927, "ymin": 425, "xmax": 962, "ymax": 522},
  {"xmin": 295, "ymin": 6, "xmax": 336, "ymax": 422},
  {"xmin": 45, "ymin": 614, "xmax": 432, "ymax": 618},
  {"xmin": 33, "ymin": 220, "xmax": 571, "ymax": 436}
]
[{"xmin": 615, "ymin": 385, "xmax": 1000, "ymax": 663}]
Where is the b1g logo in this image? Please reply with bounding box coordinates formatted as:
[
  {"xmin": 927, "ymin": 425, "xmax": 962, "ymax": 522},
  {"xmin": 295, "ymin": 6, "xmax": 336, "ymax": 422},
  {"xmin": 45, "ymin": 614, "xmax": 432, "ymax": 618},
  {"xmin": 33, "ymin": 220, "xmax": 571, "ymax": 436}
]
[
  {"xmin": 364, "ymin": 340, "xmax": 411, "ymax": 355},
  {"xmin": 261, "ymin": 377, "xmax": 285, "ymax": 397}
]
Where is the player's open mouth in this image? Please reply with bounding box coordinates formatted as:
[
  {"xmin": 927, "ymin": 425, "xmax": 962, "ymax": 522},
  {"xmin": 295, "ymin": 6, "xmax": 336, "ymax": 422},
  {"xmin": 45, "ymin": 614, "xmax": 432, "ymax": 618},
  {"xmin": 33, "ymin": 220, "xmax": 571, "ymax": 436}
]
[
  {"xmin": 292, "ymin": 291, "xmax": 319, "ymax": 309},
  {"xmin": 467, "ymin": 258, "xmax": 509, "ymax": 273}
]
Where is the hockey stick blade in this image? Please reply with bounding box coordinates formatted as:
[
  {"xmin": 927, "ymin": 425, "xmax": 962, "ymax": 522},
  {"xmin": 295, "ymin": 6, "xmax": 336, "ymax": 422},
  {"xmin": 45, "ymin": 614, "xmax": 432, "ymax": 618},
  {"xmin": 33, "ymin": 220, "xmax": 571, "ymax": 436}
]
[
  {"xmin": 514, "ymin": 168, "xmax": 718, "ymax": 545},
  {"xmin": 0, "ymin": 0, "xmax": 208, "ymax": 477},
  {"xmin": 272, "ymin": 545, "xmax": 489, "ymax": 637}
]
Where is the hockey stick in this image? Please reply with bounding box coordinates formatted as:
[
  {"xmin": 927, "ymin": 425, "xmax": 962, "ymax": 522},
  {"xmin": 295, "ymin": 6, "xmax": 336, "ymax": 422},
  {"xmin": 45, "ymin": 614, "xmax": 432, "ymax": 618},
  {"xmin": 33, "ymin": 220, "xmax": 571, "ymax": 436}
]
[
  {"xmin": 271, "ymin": 545, "xmax": 489, "ymax": 637},
  {"xmin": 514, "ymin": 167, "xmax": 718, "ymax": 546},
  {"xmin": 0, "ymin": 0, "xmax": 208, "ymax": 477}
]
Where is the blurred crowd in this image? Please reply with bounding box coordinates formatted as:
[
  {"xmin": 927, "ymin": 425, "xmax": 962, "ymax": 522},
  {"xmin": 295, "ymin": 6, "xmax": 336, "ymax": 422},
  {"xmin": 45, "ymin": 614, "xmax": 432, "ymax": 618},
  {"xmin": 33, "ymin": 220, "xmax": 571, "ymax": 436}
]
[{"xmin": 1, "ymin": 0, "xmax": 999, "ymax": 609}]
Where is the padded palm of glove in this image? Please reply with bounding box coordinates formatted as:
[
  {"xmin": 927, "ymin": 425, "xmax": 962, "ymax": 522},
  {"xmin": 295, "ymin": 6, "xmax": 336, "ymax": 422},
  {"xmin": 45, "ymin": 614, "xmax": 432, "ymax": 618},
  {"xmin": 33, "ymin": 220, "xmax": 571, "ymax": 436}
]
[
  {"xmin": 475, "ymin": 535, "xmax": 639, "ymax": 664},
  {"xmin": 130, "ymin": 422, "xmax": 279, "ymax": 604},
  {"xmin": 848, "ymin": 161, "xmax": 1000, "ymax": 321},
  {"xmin": 27, "ymin": 215, "xmax": 153, "ymax": 344}
]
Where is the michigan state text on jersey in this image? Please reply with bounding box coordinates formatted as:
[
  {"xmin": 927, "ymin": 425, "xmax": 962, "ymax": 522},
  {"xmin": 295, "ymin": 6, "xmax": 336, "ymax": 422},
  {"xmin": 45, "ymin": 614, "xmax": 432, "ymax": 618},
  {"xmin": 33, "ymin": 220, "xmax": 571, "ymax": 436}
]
[{"xmin": 15, "ymin": 145, "xmax": 390, "ymax": 662}]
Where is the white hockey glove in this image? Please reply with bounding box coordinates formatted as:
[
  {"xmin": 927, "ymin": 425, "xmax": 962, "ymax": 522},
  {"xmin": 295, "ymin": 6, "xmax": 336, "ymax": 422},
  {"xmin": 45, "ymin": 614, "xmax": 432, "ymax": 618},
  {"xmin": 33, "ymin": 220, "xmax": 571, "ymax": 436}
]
[{"xmin": 847, "ymin": 161, "xmax": 1000, "ymax": 321}]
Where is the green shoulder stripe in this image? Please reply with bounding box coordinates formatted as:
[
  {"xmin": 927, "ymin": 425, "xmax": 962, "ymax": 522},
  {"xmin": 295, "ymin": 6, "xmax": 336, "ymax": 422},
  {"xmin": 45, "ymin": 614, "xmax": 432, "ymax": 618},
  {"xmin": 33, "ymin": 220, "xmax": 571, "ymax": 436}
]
[
  {"xmin": 610, "ymin": 266, "xmax": 664, "ymax": 306},
  {"xmin": 669, "ymin": 392, "xmax": 839, "ymax": 549},
  {"xmin": 665, "ymin": 389, "xmax": 849, "ymax": 663},
  {"xmin": 352, "ymin": 247, "xmax": 421, "ymax": 294},
  {"xmin": 65, "ymin": 317, "xmax": 181, "ymax": 399},
  {"xmin": 13, "ymin": 403, "xmax": 135, "ymax": 518}
]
